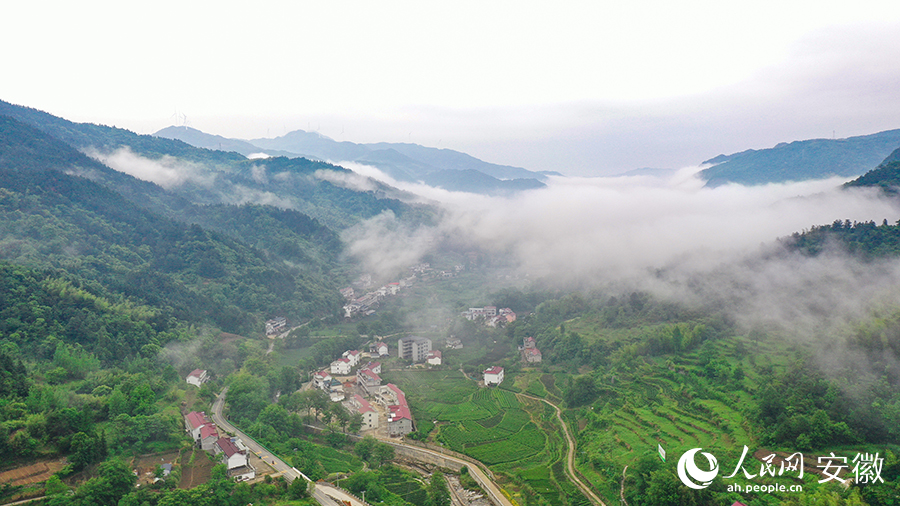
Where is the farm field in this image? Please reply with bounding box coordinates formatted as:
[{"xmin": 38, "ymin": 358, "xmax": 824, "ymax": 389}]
[{"xmin": 383, "ymin": 369, "xmax": 586, "ymax": 506}]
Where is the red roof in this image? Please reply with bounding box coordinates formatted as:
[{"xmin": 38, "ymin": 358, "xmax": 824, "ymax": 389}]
[
  {"xmin": 359, "ymin": 368, "xmax": 382, "ymax": 382},
  {"xmin": 427, "ymin": 350, "xmax": 442, "ymax": 358},
  {"xmin": 353, "ymin": 394, "xmax": 375, "ymax": 413},
  {"xmin": 186, "ymin": 411, "xmax": 211, "ymax": 429},
  {"xmin": 187, "ymin": 369, "xmax": 206, "ymax": 378},
  {"xmin": 315, "ymin": 370, "xmax": 331, "ymax": 378},
  {"xmin": 200, "ymin": 424, "xmax": 219, "ymax": 439},
  {"xmin": 484, "ymin": 366, "xmax": 504, "ymax": 375},
  {"xmin": 386, "ymin": 384, "xmax": 411, "ymax": 421},
  {"xmin": 216, "ymin": 437, "xmax": 243, "ymax": 457}
]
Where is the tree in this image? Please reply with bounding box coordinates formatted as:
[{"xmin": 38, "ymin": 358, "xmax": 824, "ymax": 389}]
[
  {"xmin": 289, "ymin": 477, "xmax": 310, "ymax": 499},
  {"xmin": 45, "ymin": 475, "xmax": 68, "ymax": 496},
  {"xmin": 355, "ymin": 435, "xmax": 377, "ymax": 461},
  {"xmin": 426, "ymin": 471, "xmax": 451, "ymax": 506}
]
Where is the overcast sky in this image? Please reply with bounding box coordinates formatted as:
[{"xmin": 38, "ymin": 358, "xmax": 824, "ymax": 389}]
[{"xmin": 4, "ymin": 0, "xmax": 900, "ymax": 176}]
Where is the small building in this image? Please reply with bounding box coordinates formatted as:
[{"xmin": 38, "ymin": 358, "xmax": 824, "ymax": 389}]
[
  {"xmin": 357, "ymin": 368, "xmax": 383, "ymax": 394},
  {"xmin": 331, "ymin": 358, "xmax": 352, "ymax": 375},
  {"xmin": 524, "ymin": 347, "xmax": 542, "ymax": 363},
  {"xmin": 523, "ymin": 336, "xmax": 536, "ymax": 349},
  {"xmin": 313, "ymin": 370, "xmax": 332, "ymax": 390},
  {"xmin": 343, "ymin": 350, "xmax": 362, "ymax": 367},
  {"xmin": 484, "ymin": 366, "xmax": 504, "ymax": 386},
  {"xmin": 446, "ymin": 337, "xmax": 463, "ymax": 349},
  {"xmin": 426, "ymin": 350, "xmax": 442, "ymax": 366},
  {"xmin": 198, "ymin": 424, "xmax": 220, "ymax": 452},
  {"xmin": 214, "ymin": 437, "xmax": 249, "ymax": 470},
  {"xmin": 185, "ymin": 411, "xmax": 213, "ymax": 440},
  {"xmin": 384, "ymin": 384, "xmax": 414, "ymax": 437},
  {"xmin": 351, "ymin": 394, "xmax": 379, "ymax": 430},
  {"xmin": 363, "ymin": 361, "xmax": 382, "ymax": 374},
  {"xmin": 186, "ymin": 369, "xmax": 208, "ymax": 388},
  {"xmin": 266, "ymin": 317, "xmax": 287, "ymax": 336}
]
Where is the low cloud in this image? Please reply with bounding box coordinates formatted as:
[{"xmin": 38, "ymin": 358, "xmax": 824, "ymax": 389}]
[
  {"xmin": 87, "ymin": 147, "xmax": 218, "ymax": 189},
  {"xmin": 342, "ymin": 166, "xmax": 900, "ymax": 345}
]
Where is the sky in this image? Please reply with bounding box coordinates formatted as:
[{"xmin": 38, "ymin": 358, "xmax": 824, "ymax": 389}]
[{"xmin": 4, "ymin": 0, "xmax": 900, "ymax": 176}]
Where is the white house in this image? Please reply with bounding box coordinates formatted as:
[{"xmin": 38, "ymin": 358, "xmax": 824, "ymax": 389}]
[
  {"xmin": 426, "ymin": 350, "xmax": 442, "ymax": 366},
  {"xmin": 362, "ymin": 361, "xmax": 382, "ymax": 374},
  {"xmin": 214, "ymin": 437, "xmax": 248, "ymax": 469},
  {"xmin": 186, "ymin": 369, "xmax": 208, "ymax": 387},
  {"xmin": 198, "ymin": 424, "xmax": 220, "ymax": 452},
  {"xmin": 184, "ymin": 411, "xmax": 213, "ymax": 440},
  {"xmin": 357, "ymin": 368, "xmax": 383, "ymax": 394},
  {"xmin": 331, "ymin": 357, "xmax": 352, "ymax": 375},
  {"xmin": 484, "ymin": 366, "xmax": 504, "ymax": 386},
  {"xmin": 313, "ymin": 370, "xmax": 332, "ymax": 390},
  {"xmin": 343, "ymin": 350, "xmax": 362, "ymax": 366},
  {"xmin": 351, "ymin": 394, "xmax": 379, "ymax": 430}
]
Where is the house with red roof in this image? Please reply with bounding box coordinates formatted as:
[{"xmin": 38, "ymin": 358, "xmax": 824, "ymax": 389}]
[
  {"xmin": 185, "ymin": 369, "xmax": 208, "ymax": 387},
  {"xmin": 484, "ymin": 366, "xmax": 504, "ymax": 386},
  {"xmin": 350, "ymin": 394, "xmax": 379, "ymax": 430},
  {"xmin": 313, "ymin": 370, "xmax": 332, "ymax": 390},
  {"xmin": 357, "ymin": 367, "xmax": 383, "ymax": 394},
  {"xmin": 198, "ymin": 424, "xmax": 220, "ymax": 451},
  {"xmin": 331, "ymin": 357, "xmax": 352, "ymax": 375},
  {"xmin": 184, "ymin": 411, "xmax": 213, "ymax": 440}
]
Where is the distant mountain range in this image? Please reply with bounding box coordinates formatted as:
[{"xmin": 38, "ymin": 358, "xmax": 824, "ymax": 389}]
[
  {"xmin": 155, "ymin": 125, "xmax": 557, "ymax": 195},
  {"xmin": 700, "ymin": 129, "xmax": 900, "ymax": 187}
]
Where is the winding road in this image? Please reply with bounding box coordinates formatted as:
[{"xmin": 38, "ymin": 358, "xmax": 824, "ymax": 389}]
[
  {"xmin": 516, "ymin": 392, "xmax": 607, "ymax": 506},
  {"xmin": 212, "ymin": 388, "xmax": 363, "ymax": 506}
]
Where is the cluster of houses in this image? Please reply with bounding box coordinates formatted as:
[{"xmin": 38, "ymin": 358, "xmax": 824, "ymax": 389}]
[
  {"xmin": 184, "ymin": 411, "xmax": 256, "ymax": 481},
  {"xmin": 461, "ymin": 306, "xmax": 517, "ymax": 327},
  {"xmin": 341, "ymin": 278, "xmax": 412, "ymax": 319},
  {"xmin": 341, "ymin": 263, "xmax": 466, "ymax": 320},
  {"xmin": 265, "ymin": 317, "xmax": 287, "ymax": 336},
  {"xmin": 310, "ymin": 343, "xmax": 418, "ymax": 437},
  {"xmin": 519, "ymin": 336, "xmax": 542, "ymax": 363}
]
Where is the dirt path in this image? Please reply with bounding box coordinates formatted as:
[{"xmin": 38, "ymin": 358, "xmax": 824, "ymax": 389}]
[{"xmin": 516, "ymin": 392, "xmax": 607, "ymax": 506}]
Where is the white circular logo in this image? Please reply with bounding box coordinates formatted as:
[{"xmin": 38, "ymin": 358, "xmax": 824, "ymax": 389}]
[{"xmin": 677, "ymin": 448, "xmax": 719, "ymax": 489}]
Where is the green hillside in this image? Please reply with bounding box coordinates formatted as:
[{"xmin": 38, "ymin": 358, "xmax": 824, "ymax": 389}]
[
  {"xmin": 0, "ymin": 115, "xmax": 341, "ymax": 333},
  {"xmin": 700, "ymin": 129, "xmax": 900, "ymax": 186}
]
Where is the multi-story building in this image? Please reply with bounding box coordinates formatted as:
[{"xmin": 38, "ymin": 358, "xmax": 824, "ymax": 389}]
[{"xmin": 398, "ymin": 336, "xmax": 432, "ymax": 363}]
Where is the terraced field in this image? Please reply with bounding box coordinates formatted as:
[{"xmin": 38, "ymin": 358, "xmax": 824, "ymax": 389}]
[{"xmin": 384, "ymin": 369, "xmax": 579, "ymax": 506}]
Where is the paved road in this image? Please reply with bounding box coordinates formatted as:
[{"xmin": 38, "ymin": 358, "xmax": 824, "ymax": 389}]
[
  {"xmin": 212, "ymin": 388, "xmax": 347, "ymax": 506},
  {"xmin": 374, "ymin": 437, "xmax": 514, "ymax": 506}
]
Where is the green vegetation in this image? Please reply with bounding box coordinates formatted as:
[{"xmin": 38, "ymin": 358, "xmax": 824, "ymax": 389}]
[{"xmin": 699, "ymin": 129, "xmax": 900, "ymax": 186}]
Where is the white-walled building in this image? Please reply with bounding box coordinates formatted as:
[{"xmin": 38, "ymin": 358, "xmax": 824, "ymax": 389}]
[
  {"xmin": 331, "ymin": 358, "xmax": 352, "ymax": 375},
  {"xmin": 313, "ymin": 370, "xmax": 332, "ymax": 390},
  {"xmin": 426, "ymin": 350, "xmax": 442, "ymax": 366},
  {"xmin": 343, "ymin": 350, "xmax": 362, "ymax": 366},
  {"xmin": 350, "ymin": 394, "xmax": 379, "ymax": 430},
  {"xmin": 186, "ymin": 369, "xmax": 208, "ymax": 387},
  {"xmin": 484, "ymin": 366, "xmax": 504, "ymax": 386}
]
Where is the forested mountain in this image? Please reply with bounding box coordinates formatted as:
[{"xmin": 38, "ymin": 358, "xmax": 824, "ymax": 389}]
[
  {"xmin": 0, "ymin": 114, "xmax": 342, "ymax": 333},
  {"xmin": 844, "ymin": 147, "xmax": 900, "ymax": 194},
  {"xmin": 0, "ymin": 100, "xmax": 432, "ymax": 231},
  {"xmin": 699, "ymin": 129, "xmax": 900, "ymax": 187},
  {"xmin": 155, "ymin": 123, "xmax": 551, "ymax": 194}
]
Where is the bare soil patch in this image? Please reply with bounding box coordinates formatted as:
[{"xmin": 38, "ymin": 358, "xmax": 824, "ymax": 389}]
[
  {"xmin": 0, "ymin": 458, "xmax": 67, "ymax": 486},
  {"xmin": 179, "ymin": 448, "xmax": 215, "ymax": 489},
  {"xmin": 131, "ymin": 451, "xmax": 180, "ymax": 487}
]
